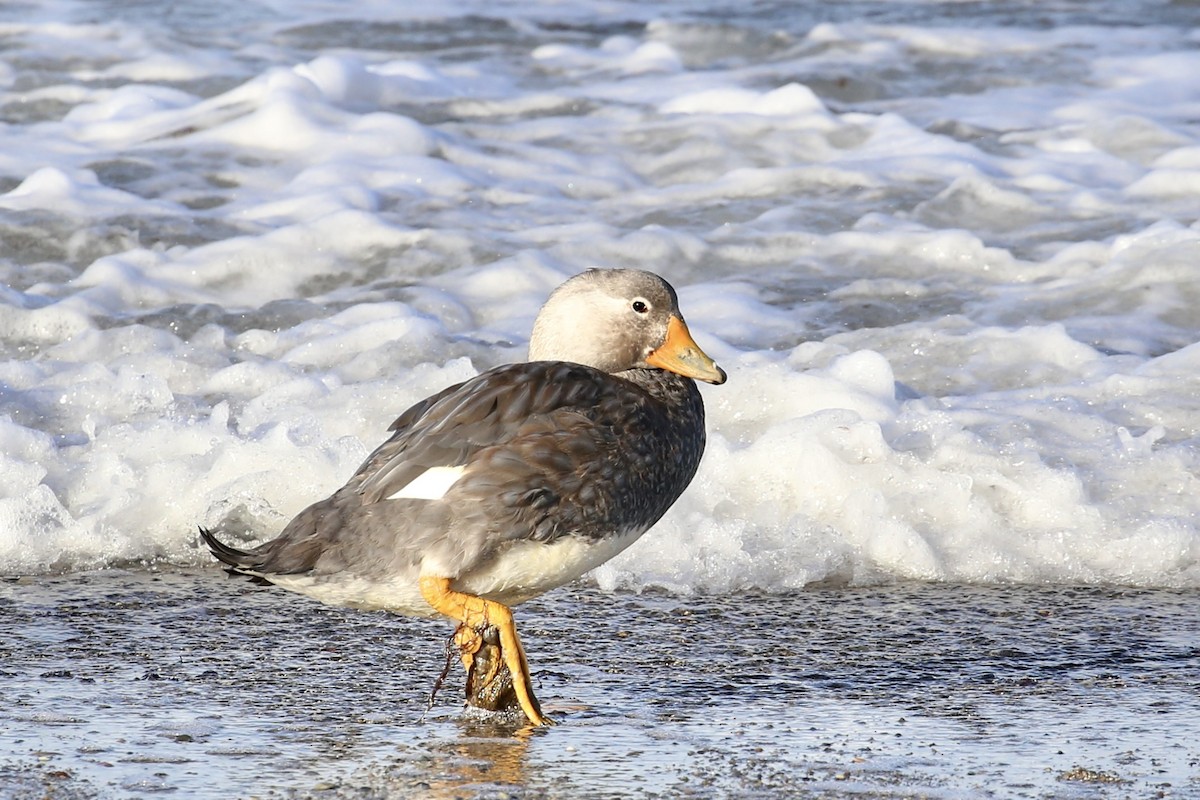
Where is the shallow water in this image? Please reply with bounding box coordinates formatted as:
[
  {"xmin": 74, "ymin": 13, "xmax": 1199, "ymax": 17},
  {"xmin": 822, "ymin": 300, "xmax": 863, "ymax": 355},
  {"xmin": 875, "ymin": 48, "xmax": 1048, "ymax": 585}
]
[{"xmin": 1, "ymin": 569, "xmax": 1197, "ymax": 798}]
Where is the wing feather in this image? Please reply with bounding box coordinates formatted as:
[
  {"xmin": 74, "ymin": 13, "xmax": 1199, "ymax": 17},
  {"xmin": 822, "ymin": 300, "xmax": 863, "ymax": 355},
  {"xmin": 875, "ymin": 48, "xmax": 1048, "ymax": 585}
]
[
  {"xmin": 357, "ymin": 362, "xmax": 617, "ymax": 504},
  {"xmin": 214, "ymin": 361, "xmax": 700, "ymax": 581}
]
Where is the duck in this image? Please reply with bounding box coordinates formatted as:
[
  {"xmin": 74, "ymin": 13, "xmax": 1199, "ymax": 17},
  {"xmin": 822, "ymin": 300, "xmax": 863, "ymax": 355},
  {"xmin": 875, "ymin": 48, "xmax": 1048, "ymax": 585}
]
[{"xmin": 200, "ymin": 268, "xmax": 726, "ymax": 726}]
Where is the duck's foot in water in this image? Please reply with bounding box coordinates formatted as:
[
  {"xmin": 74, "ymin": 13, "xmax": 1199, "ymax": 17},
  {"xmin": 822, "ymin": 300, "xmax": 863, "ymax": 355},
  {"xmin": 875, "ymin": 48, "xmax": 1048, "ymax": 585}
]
[{"xmin": 462, "ymin": 624, "xmax": 521, "ymax": 714}]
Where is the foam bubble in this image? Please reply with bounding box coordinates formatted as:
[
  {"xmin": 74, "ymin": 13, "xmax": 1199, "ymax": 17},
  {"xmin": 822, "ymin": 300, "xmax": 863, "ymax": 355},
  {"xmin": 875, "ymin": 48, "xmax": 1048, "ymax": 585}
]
[
  {"xmin": 662, "ymin": 83, "xmax": 828, "ymax": 117},
  {"xmin": 534, "ymin": 37, "xmax": 683, "ymax": 75},
  {"xmin": 0, "ymin": 167, "xmax": 178, "ymax": 217}
]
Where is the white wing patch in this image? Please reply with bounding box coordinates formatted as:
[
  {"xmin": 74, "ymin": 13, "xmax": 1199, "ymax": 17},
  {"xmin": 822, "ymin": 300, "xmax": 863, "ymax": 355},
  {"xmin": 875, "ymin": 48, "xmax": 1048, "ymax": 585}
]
[{"xmin": 386, "ymin": 465, "xmax": 467, "ymax": 501}]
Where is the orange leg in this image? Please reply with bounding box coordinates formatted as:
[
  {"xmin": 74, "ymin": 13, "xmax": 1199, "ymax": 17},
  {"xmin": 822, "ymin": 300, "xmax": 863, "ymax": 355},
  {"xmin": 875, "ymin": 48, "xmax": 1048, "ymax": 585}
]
[
  {"xmin": 453, "ymin": 624, "xmax": 483, "ymax": 676},
  {"xmin": 419, "ymin": 575, "xmax": 553, "ymax": 726}
]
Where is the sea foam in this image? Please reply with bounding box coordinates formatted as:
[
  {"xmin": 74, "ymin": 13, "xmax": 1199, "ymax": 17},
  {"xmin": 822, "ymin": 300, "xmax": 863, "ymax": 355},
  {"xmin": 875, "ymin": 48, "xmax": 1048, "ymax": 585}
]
[{"xmin": 1, "ymin": 1, "xmax": 1198, "ymax": 591}]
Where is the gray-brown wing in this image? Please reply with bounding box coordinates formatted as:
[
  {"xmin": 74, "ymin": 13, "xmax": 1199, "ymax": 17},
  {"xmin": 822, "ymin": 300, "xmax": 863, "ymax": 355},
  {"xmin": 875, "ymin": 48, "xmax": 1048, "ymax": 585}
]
[
  {"xmin": 355, "ymin": 361, "xmax": 613, "ymax": 504},
  {"xmin": 234, "ymin": 361, "xmax": 657, "ymax": 578},
  {"xmin": 338, "ymin": 378, "xmax": 468, "ymax": 496}
]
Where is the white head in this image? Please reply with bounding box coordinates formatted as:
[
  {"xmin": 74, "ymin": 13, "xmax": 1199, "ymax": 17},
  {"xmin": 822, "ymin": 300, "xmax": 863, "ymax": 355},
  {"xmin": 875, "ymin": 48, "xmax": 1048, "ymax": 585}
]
[{"xmin": 529, "ymin": 268, "xmax": 726, "ymax": 384}]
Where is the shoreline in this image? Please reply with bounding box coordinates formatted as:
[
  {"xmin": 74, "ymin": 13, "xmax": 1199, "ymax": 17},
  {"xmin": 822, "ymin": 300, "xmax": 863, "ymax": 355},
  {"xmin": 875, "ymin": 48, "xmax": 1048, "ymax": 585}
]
[{"xmin": 2, "ymin": 569, "xmax": 1197, "ymax": 798}]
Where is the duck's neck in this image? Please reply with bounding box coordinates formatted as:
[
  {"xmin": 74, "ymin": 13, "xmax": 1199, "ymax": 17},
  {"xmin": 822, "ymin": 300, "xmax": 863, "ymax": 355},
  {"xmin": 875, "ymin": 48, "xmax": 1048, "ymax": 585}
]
[
  {"xmin": 614, "ymin": 367, "xmax": 708, "ymax": 525},
  {"xmin": 618, "ymin": 368, "xmax": 705, "ymax": 421}
]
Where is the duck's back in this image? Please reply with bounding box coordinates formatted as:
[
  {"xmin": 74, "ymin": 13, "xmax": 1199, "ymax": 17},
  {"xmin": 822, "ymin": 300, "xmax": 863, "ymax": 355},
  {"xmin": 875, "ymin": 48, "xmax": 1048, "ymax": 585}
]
[{"xmin": 239, "ymin": 360, "xmax": 705, "ymax": 609}]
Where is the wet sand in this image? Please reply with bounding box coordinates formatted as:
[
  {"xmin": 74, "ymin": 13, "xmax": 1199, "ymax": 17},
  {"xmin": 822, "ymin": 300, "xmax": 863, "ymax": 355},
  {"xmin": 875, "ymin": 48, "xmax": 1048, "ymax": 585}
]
[{"xmin": 1, "ymin": 569, "xmax": 1197, "ymax": 798}]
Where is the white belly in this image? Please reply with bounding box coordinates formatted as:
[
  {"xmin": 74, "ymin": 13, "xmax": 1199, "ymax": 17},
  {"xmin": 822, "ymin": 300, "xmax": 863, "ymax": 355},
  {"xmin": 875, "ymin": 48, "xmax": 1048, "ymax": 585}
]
[
  {"xmin": 267, "ymin": 571, "xmax": 434, "ymax": 617},
  {"xmin": 263, "ymin": 529, "xmax": 645, "ymax": 616},
  {"xmin": 455, "ymin": 528, "xmax": 644, "ymax": 607}
]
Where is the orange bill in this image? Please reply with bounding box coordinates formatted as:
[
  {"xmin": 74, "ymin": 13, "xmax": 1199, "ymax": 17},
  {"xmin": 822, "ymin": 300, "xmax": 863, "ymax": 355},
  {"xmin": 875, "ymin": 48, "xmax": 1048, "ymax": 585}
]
[{"xmin": 646, "ymin": 316, "xmax": 727, "ymax": 385}]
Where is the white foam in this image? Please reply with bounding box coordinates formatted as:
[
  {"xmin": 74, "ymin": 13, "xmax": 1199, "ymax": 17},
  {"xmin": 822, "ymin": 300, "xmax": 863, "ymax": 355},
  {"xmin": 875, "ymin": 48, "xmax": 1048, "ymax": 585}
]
[
  {"xmin": 534, "ymin": 36, "xmax": 683, "ymax": 76},
  {"xmin": 0, "ymin": 0, "xmax": 1198, "ymax": 591},
  {"xmin": 0, "ymin": 167, "xmax": 179, "ymax": 217},
  {"xmin": 661, "ymin": 83, "xmax": 829, "ymax": 117}
]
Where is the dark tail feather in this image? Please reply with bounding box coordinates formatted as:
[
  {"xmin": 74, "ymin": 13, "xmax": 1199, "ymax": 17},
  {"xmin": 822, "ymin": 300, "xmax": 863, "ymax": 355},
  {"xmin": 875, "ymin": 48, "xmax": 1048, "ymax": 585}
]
[
  {"xmin": 198, "ymin": 526, "xmax": 276, "ymax": 585},
  {"xmin": 197, "ymin": 525, "xmax": 256, "ymax": 567}
]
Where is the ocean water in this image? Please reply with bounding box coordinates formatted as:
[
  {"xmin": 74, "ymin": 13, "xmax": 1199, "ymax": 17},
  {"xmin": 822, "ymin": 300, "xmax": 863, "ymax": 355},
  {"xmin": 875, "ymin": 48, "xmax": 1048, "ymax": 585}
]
[
  {"xmin": 1, "ymin": 0, "xmax": 1199, "ymax": 589},
  {"xmin": 2, "ymin": 0, "xmax": 1200, "ymax": 796}
]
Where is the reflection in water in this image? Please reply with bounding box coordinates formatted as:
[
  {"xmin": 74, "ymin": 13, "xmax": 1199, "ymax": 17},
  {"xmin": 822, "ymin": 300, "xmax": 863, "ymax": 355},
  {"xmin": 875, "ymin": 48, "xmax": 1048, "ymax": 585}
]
[{"xmin": 434, "ymin": 719, "xmax": 535, "ymax": 796}]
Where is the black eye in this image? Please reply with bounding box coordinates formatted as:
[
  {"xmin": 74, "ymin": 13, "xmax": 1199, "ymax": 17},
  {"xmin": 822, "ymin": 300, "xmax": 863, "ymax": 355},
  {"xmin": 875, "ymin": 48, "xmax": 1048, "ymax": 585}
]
[{"xmin": 632, "ymin": 300, "xmax": 649, "ymax": 314}]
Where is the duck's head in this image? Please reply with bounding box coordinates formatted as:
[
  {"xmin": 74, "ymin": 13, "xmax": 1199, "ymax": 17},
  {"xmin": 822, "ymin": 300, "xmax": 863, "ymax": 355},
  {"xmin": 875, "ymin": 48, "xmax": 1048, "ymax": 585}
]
[{"xmin": 529, "ymin": 268, "xmax": 727, "ymax": 385}]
